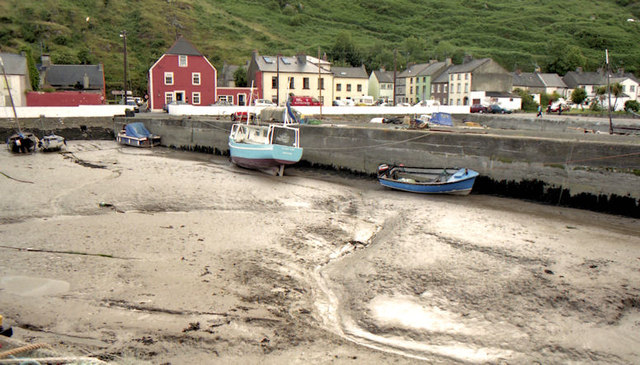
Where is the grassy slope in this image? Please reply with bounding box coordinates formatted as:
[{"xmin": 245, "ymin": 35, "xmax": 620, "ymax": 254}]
[{"xmin": 1, "ymin": 0, "xmax": 639, "ymax": 95}]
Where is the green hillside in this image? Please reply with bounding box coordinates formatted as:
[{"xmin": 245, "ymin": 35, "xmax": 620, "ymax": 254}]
[{"xmin": 2, "ymin": 0, "xmax": 639, "ymax": 97}]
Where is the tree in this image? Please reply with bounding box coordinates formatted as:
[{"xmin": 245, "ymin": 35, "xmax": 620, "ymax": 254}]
[
  {"xmin": 514, "ymin": 88, "xmax": 537, "ymax": 112},
  {"xmin": 570, "ymin": 88, "xmax": 587, "ymax": 110},
  {"xmin": 233, "ymin": 67, "xmax": 247, "ymax": 87},
  {"xmin": 546, "ymin": 44, "xmax": 586, "ymax": 75},
  {"xmin": 625, "ymin": 100, "xmax": 639, "ymax": 112},
  {"xmin": 328, "ymin": 31, "xmax": 361, "ymax": 67},
  {"xmin": 20, "ymin": 47, "xmax": 40, "ymax": 91}
]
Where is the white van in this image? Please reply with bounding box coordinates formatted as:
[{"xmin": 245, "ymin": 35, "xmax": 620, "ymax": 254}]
[{"xmin": 354, "ymin": 96, "xmax": 374, "ymax": 106}]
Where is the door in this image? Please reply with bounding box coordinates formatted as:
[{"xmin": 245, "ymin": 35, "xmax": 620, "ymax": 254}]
[
  {"xmin": 175, "ymin": 91, "xmax": 185, "ymax": 102},
  {"xmin": 238, "ymin": 94, "xmax": 246, "ymax": 106}
]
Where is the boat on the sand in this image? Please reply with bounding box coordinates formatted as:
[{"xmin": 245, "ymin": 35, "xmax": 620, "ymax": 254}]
[{"xmin": 377, "ymin": 164, "xmax": 479, "ymax": 195}]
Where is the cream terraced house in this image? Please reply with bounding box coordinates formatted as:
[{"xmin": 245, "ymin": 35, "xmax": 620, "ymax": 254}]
[
  {"xmin": 247, "ymin": 51, "xmax": 333, "ymax": 106},
  {"xmin": 332, "ymin": 65, "xmax": 369, "ymax": 103},
  {"xmin": 447, "ymin": 58, "xmax": 512, "ymax": 106}
]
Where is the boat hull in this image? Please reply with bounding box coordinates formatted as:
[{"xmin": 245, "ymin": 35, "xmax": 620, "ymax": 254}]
[
  {"xmin": 229, "ymin": 140, "xmax": 303, "ymax": 170},
  {"xmin": 116, "ymin": 133, "xmax": 161, "ymax": 147},
  {"xmin": 378, "ymin": 165, "xmax": 479, "ymax": 195}
]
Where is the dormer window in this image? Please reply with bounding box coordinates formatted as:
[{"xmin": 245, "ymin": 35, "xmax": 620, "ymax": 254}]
[{"xmin": 179, "ymin": 55, "xmax": 187, "ymax": 67}]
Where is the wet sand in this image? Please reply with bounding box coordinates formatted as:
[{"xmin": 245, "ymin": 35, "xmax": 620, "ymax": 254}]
[{"xmin": 1, "ymin": 141, "xmax": 639, "ymax": 364}]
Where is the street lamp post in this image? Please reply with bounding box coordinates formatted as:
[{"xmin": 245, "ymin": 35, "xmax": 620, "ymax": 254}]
[{"xmin": 120, "ymin": 30, "xmax": 128, "ymax": 104}]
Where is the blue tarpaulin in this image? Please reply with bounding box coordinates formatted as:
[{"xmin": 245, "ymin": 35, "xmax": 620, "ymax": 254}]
[
  {"xmin": 124, "ymin": 123, "xmax": 152, "ymax": 138},
  {"xmin": 430, "ymin": 112, "xmax": 453, "ymax": 126}
]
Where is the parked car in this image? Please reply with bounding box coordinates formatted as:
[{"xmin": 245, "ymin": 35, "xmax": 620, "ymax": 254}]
[
  {"xmin": 550, "ymin": 103, "xmax": 571, "ymax": 113},
  {"xmin": 488, "ymin": 104, "xmax": 512, "ymax": 114},
  {"xmin": 125, "ymin": 100, "xmax": 139, "ymax": 113},
  {"xmin": 289, "ymin": 96, "xmax": 322, "ymax": 106},
  {"xmin": 253, "ymin": 99, "xmax": 276, "ymax": 107},
  {"xmin": 332, "ymin": 99, "xmax": 355, "ymax": 106},
  {"xmin": 470, "ymin": 104, "xmax": 488, "ymax": 113}
]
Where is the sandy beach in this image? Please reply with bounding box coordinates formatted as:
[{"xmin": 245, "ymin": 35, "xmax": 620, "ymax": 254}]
[{"xmin": 1, "ymin": 140, "xmax": 639, "ymax": 364}]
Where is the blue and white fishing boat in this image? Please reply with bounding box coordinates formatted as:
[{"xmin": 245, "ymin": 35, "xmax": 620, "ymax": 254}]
[
  {"xmin": 377, "ymin": 164, "xmax": 479, "ymax": 195},
  {"xmin": 228, "ymin": 123, "xmax": 302, "ymax": 176},
  {"xmin": 116, "ymin": 122, "xmax": 161, "ymax": 147}
]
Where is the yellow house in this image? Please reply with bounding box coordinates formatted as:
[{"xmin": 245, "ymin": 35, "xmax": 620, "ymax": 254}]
[
  {"xmin": 247, "ymin": 51, "xmax": 333, "ymax": 106},
  {"xmin": 332, "ymin": 65, "xmax": 369, "ymax": 103}
]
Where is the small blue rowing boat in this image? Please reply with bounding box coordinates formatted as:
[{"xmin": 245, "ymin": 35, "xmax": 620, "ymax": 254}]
[{"xmin": 377, "ymin": 164, "xmax": 479, "ymax": 195}]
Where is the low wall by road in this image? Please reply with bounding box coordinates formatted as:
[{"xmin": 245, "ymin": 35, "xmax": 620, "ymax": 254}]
[
  {"xmin": 0, "ymin": 105, "xmax": 131, "ymax": 119},
  {"xmin": 166, "ymin": 103, "xmax": 471, "ymax": 117},
  {"xmin": 121, "ymin": 115, "xmax": 639, "ymax": 217}
]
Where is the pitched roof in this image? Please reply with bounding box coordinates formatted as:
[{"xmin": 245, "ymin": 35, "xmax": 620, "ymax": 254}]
[
  {"xmin": 166, "ymin": 37, "xmax": 202, "ymax": 56},
  {"xmin": 432, "ymin": 65, "xmax": 454, "ymax": 83},
  {"xmin": 372, "ymin": 70, "xmax": 394, "ymax": 83},
  {"xmin": 0, "ymin": 53, "xmax": 28, "ymax": 76},
  {"xmin": 398, "ymin": 63, "xmax": 432, "ymax": 78},
  {"xmin": 512, "ymin": 72, "xmax": 545, "ymax": 88},
  {"xmin": 417, "ymin": 61, "xmax": 447, "ymax": 77},
  {"xmin": 563, "ymin": 71, "xmax": 605, "ymax": 88},
  {"xmin": 45, "ymin": 64, "xmax": 105, "ymax": 88},
  {"xmin": 538, "ymin": 73, "xmax": 566, "ymax": 88},
  {"xmin": 332, "ymin": 65, "xmax": 368, "ymax": 79},
  {"xmin": 253, "ymin": 54, "xmax": 332, "ymax": 74},
  {"xmin": 448, "ymin": 58, "xmax": 491, "ymax": 73}
]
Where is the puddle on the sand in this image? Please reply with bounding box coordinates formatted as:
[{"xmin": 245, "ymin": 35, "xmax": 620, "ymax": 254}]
[{"xmin": 0, "ymin": 275, "xmax": 70, "ymax": 296}]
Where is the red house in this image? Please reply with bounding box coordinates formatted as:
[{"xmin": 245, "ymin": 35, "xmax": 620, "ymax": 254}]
[{"xmin": 148, "ymin": 37, "xmax": 216, "ymax": 111}]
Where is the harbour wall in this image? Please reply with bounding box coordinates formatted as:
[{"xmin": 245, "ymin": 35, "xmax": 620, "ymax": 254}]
[
  {"xmin": 131, "ymin": 116, "xmax": 639, "ymax": 217},
  {"xmin": 2, "ymin": 114, "xmax": 638, "ymax": 217}
]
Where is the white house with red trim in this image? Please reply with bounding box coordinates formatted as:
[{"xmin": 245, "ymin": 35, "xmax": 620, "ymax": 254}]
[{"xmin": 148, "ymin": 37, "xmax": 217, "ymax": 111}]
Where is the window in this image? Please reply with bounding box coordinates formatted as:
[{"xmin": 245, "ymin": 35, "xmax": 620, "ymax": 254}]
[
  {"xmin": 179, "ymin": 55, "xmax": 187, "ymax": 67},
  {"xmin": 288, "ymin": 77, "xmax": 294, "ymax": 89},
  {"xmin": 165, "ymin": 92, "xmax": 173, "ymax": 105},
  {"xmin": 303, "ymin": 77, "xmax": 310, "ymax": 89},
  {"xmin": 457, "ymin": 83, "xmax": 460, "ymax": 93},
  {"xmin": 192, "ymin": 92, "xmax": 201, "ymax": 105},
  {"xmin": 347, "ymin": 84, "xmax": 351, "ymax": 92},
  {"xmin": 219, "ymin": 95, "xmax": 234, "ymax": 103},
  {"xmin": 450, "ymin": 74, "xmax": 454, "ymax": 81},
  {"xmin": 631, "ymin": 85, "xmax": 636, "ymax": 92},
  {"xmin": 336, "ymin": 83, "xmax": 342, "ymax": 91},
  {"xmin": 357, "ymin": 84, "xmax": 362, "ymax": 92},
  {"xmin": 410, "ymin": 86, "xmax": 413, "ymax": 94},
  {"xmin": 164, "ymin": 72, "xmax": 174, "ymax": 85},
  {"xmin": 318, "ymin": 77, "xmax": 325, "ymax": 90},
  {"xmin": 272, "ymin": 77, "xmax": 278, "ymax": 89},
  {"xmin": 457, "ymin": 74, "xmax": 461, "ymax": 80},
  {"xmin": 457, "ymin": 99, "xmax": 461, "ymax": 105},
  {"xmin": 465, "ymin": 73, "xmax": 469, "ymax": 80},
  {"xmin": 432, "ymin": 85, "xmax": 436, "ymax": 93},
  {"xmin": 464, "ymin": 83, "xmax": 468, "ymax": 93},
  {"xmin": 192, "ymin": 73, "xmax": 201, "ymax": 85},
  {"xmin": 450, "ymin": 98, "xmax": 453, "ymax": 105},
  {"xmin": 444, "ymin": 84, "xmax": 448, "ymax": 93}
]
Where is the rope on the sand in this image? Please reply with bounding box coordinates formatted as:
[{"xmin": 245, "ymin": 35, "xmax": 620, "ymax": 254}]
[
  {"xmin": 0, "ymin": 171, "xmax": 34, "ymax": 184},
  {"xmin": 0, "ymin": 343, "xmax": 50, "ymax": 359}
]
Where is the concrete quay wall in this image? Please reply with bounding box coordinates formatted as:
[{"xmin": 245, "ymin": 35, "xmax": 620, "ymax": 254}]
[{"xmin": 123, "ymin": 116, "xmax": 639, "ymax": 217}]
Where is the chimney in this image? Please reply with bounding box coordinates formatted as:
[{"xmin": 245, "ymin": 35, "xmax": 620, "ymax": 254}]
[
  {"xmin": 576, "ymin": 67, "xmax": 583, "ymax": 73},
  {"xmin": 41, "ymin": 54, "xmax": 51, "ymax": 68},
  {"xmin": 445, "ymin": 58, "xmax": 452, "ymax": 66},
  {"xmin": 83, "ymin": 73, "xmax": 90, "ymax": 89},
  {"xmin": 296, "ymin": 53, "xmax": 306, "ymax": 64},
  {"xmin": 463, "ymin": 55, "xmax": 473, "ymax": 64}
]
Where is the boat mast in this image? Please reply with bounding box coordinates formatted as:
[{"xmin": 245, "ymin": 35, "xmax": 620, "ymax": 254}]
[
  {"xmin": 0, "ymin": 56, "xmax": 22, "ymax": 134},
  {"xmin": 606, "ymin": 49, "xmax": 613, "ymax": 134}
]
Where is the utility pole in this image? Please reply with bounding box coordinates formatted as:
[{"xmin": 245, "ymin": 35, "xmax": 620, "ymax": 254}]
[
  {"xmin": 276, "ymin": 54, "xmax": 280, "ymax": 106},
  {"xmin": 606, "ymin": 49, "xmax": 613, "ymax": 134},
  {"xmin": 393, "ymin": 49, "xmax": 397, "ymax": 105},
  {"xmin": 318, "ymin": 46, "xmax": 322, "ymax": 118},
  {"xmin": 120, "ymin": 30, "xmax": 128, "ymax": 104}
]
